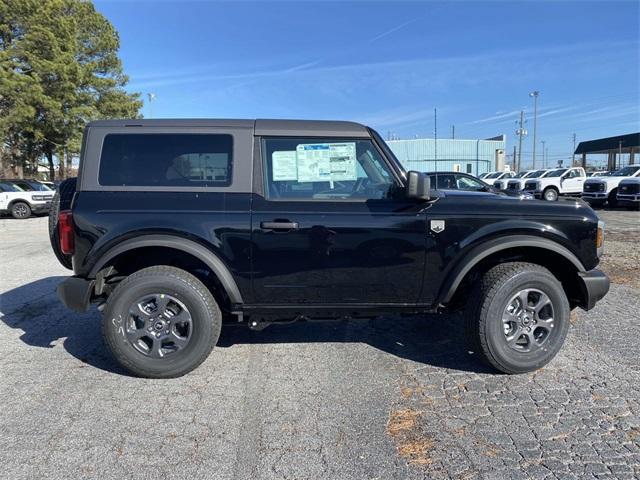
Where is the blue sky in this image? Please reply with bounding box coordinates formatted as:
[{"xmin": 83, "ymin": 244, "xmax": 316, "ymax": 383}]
[{"xmin": 96, "ymin": 0, "xmax": 639, "ymax": 166}]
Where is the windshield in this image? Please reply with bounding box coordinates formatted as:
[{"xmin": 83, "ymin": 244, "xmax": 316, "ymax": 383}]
[
  {"xmin": 546, "ymin": 168, "xmax": 568, "ymax": 178},
  {"xmin": 486, "ymin": 172, "xmax": 503, "ymax": 179},
  {"xmin": 612, "ymin": 166, "xmax": 640, "ymax": 177},
  {"xmin": 369, "ymin": 128, "xmax": 406, "ymax": 177},
  {"xmin": 527, "ymin": 170, "xmax": 546, "ymax": 178},
  {"xmin": 514, "ymin": 171, "xmax": 529, "ymax": 178}
]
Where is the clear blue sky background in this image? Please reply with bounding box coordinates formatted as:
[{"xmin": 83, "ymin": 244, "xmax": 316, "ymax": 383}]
[{"xmin": 96, "ymin": 0, "xmax": 639, "ymax": 166}]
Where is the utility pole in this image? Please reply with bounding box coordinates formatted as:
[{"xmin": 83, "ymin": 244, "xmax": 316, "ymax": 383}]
[
  {"xmin": 515, "ymin": 110, "xmax": 527, "ymax": 172},
  {"xmin": 451, "ymin": 125, "xmax": 455, "ymax": 139},
  {"xmin": 513, "ymin": 145, "xmax": 517, "ymax": 171},
  {"xmin": 529, "ymin": 91, "xmax": 539, "ymax": 169},
  {"xmin": 572, "ymin": 133, "xmax": 577, "ymax": 165},
  {"xmin": 541, "ymin": 140, "xmax": 546, "ymax": 168}
]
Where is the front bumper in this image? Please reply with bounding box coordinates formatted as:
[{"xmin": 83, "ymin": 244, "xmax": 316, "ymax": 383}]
[
  {"xmin": 616, "ymin": 193, "xmax": 640, "ymax": 204},
  {"xmin": 57, "ymin": 276, "xmax": 94, "ymax": 312},
  {"xmin": 582, "ymin": 193, "xmax": 607, "ymax": 202},
  {"xmin": 31, "ymin": 201, "xmax": 51, "ymax": 213},
  {"xmin": 577, "ymin": 269, "xmax": 610, "ymax": 311}
]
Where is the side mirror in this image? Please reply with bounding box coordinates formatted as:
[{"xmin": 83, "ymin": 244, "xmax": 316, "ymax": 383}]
[{"xmin": 405, "ymin": 171, "xmax": 431, "ymax": 200}]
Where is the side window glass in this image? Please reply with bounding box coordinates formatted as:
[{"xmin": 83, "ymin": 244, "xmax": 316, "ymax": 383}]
[
  {"xmin": 456, "ymin": 175, "xmax": 483, "ymax": 190},
  {"xmin": 434, "ymin": 174, "xmax": 456, "ymax": 189},
  {"xmin": 99, "ymin": 134, "xmax": 233, "ymax": 187},
  {"xmin": 262, "ymin": 138, "xmax": 398, "ymax": 201}
]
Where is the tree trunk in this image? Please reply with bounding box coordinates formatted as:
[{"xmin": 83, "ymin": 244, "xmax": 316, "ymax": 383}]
[{"xmin": 46, "ymin": 148, "xmax": 55, "ymax": 181}]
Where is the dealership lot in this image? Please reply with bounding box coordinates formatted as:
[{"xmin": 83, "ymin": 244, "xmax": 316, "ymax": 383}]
[{"xmin": 0, "ymin": 212, "xmax": 638, "ymax": 480}]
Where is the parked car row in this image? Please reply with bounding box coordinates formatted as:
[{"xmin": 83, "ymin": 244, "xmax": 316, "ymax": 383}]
[
  {"xmin": 0, "ymin": 178, "xmax": 55, "ymax": 219},
  {"xmin": 473, "ymin": 165, "xmax": 640, "ymax": 209}
]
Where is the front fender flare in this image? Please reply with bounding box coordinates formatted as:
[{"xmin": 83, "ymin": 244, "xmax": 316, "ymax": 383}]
[
  {"xmin": 88, "ymin": 234, "xmax": 243, "ymax": 304},
  {"xmin": 437, "ymin": 235, "xmax": 586, "ymax": 305}
]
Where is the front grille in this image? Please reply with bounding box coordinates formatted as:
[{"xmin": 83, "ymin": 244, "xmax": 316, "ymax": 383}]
[
  {"xmin": 584, "ymin": 183, "xmax": 605, "ymax": 192},
  {"xmin": 619, "ymin": 183, "xmax": 640, "ymax": 194},
  {"xmin": 524, "ymin": 181, "xmax": 537, "ymax": 191},
  {"xmin": 494, "ymin": 181, "xmax": 503, "ymax": 189},
  {"xmin": 508, "ymin": 182, "xmax": 519, "ymax": 190}
]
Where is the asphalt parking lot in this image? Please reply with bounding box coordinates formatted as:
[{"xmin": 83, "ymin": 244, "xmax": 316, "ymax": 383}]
[{"xmin": 1, "ymin": 211, "xmax": 639, "ymax": 480}]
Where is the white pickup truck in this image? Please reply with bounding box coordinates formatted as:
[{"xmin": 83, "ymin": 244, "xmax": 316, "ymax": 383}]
[
  {"xmin": 504, "ymin": 169, "xmax": 550, "ymax": 192},
  {"xmin": 0, "ymin": 181, "xmax": 53, "ymax": 218},
  {"xmin": 483, "ymin": 171, "xmax": 516, "ymax": 189},
  {"xmin": 582, "ymin": 165, "xmax": 640, "ymax": 207},
  {"xmin": 523, "ymin": 167, "xmax": 587, "ymax": 201},
  {"xmin": 616, "ymin": 177, "xmax": 640, "ymax": 210}
]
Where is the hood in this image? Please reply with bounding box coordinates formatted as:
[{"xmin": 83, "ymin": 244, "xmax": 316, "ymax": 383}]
[
  {"xmin": 619, "ymin": 177, "xmax": 640, "ymax": 184},
  {"xmin": 439, "ymin": 189, "xmax": 533, "ymax": 200}
]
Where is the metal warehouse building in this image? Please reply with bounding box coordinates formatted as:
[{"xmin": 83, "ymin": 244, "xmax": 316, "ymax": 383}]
[{"xmin": 387, "ymin": 135, "xmax": 507, "ymax": 176}]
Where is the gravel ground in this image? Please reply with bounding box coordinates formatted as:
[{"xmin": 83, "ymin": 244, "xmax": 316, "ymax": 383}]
[{"xmin": 0, "ymin": 214, "xmax": 638, "ymax": 480}]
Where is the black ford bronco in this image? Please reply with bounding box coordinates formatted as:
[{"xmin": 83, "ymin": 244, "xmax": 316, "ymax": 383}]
[{"xmin": 51, "ymin": 119, "xmax": 610, "ymax": 378}]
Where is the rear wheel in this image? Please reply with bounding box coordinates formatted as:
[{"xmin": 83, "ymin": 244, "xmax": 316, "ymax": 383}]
[
  {"xmin": 543, "ymin": 187, "xmax": 558, "ymax": 201},
  {"xmin": 48, "ymin": 178, "xmax": 77, "ymax": 269},
  {"xmin": 102, "ymin": 266, "xmax": 222, "ymax": 378},
  {"xmin": 465, "ymin": 262, "xmax": 570, "ymax": 374},
  {"xmin": 10, "ymin": 201, "xmax": 31, "ymax": 219}
]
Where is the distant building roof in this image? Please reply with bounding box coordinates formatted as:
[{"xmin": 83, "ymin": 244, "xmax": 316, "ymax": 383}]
[{"xmin": 574, "ymin": 132, "xmax": 639, "ymax": 154}]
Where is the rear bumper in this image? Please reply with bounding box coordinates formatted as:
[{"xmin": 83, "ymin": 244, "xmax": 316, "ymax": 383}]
[
  {"xmin": 57, "ymin": 276, "xmax": 94, "ymax": 313},
  {"xmin": 577, "ymin": 269, "xmax": 610, "ymax": 311}
]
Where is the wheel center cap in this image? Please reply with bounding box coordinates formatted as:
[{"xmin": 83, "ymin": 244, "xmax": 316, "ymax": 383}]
[
  {"xmin": 522, "ymin": 315, "xmax": 532, "ymax": 326},
  {"xmin": 153, "ymin": 319, "xmax": 166, "ymax": 331}
]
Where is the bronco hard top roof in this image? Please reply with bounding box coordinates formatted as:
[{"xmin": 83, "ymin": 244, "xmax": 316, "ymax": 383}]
[{"xmin": 86, "ymin": 119, "xmax": 371, "ymax": 137}]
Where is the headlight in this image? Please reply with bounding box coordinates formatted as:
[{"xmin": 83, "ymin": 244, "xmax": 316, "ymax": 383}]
[
  {"xmin": 596, "ymin": 220, "xmax": 605, "ymax": 257},
  {"xmin": 32, "ymin": 195, "xmax": 46, "ymax": 201}
]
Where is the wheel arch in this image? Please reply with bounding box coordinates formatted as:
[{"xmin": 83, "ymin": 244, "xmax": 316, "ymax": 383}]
[
  {"xmin": 438, "ymin": 235, "xmax": 585, "ymax": 307},
  {"xmin": 89, "ymin": 234, "xmax": 243, "ymax": 306}
]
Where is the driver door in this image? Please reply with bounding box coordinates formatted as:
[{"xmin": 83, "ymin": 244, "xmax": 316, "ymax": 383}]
[
  {"xmin": 250, "ymin": 136, "xmax": 428, "ymax": 305},
  {"xmin": 561, "ymin": 168, "xmax": 585, "ymax": 193}
]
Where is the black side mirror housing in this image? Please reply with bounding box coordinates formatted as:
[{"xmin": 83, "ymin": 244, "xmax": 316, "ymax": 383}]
[{"xmin": 405, "ymin": 171, "xmax": 431, "ymax": 200}]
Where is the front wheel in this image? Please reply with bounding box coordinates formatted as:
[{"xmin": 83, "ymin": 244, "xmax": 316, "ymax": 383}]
[
  {"xmin": 11, "ymin": 201, "xmax": 31, "ymax": 219},
  {"xmin": 543, "ymin": 188, "xmax": 559, "ymax": 201},
  {"xmin": 102, "ymin": 266, "xmax": 222, "ymax": 378},
  {"xmin": 465, "ymin": 262, "xmax": 570, "ymax": 374}
]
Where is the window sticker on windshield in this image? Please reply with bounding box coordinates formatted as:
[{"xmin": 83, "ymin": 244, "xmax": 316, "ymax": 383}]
[
  {"xmin": 296, "ymin": 143, "xmax": 357, "ymax": 183},
  {"xmin": 272, "ymin": 151, "xmax": 298, "ymax": 181}
]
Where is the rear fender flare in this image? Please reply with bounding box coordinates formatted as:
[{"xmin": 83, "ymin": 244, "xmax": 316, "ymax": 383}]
[{"xmin": 88, "ymin": 234, "xmax": 243, "ymax": 304}]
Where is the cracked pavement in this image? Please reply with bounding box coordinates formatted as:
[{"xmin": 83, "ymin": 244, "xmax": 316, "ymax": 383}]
[{"xmin": 0, "ymin": 212, "xmax": 638, "ymax": 480}]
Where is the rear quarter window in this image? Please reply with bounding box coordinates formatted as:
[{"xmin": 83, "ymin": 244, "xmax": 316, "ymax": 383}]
[{"xmin": 98, "ymin": 134, "xmax": 233, "ymax": 187}]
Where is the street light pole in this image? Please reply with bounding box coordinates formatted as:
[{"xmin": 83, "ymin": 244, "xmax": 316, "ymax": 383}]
[
  {"xmin": 541, "ymin": 140, "xmax": 546, "ymax": 168},
  {"xmin": 515, "ymin": 110, "xmax": 527, "ymax": 172},
  {"xmin": 147, "ymin": 93, "xmax": 156, "ymax": 118},
  {"xmin": 529, "ymin": 91, "xmax": 539, "ymax": 169}
]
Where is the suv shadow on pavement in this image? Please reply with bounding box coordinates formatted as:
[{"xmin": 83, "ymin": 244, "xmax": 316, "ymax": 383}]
[
  {"xmin": 0, "ymin": 277, "xmax": 494, "ymax": 376},
  {"xmin": 0, "ymin": 276, "xmax": 129, "ymax": 375}
]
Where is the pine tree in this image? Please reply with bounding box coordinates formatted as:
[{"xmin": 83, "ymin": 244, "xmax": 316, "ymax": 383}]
[{"xmin": 0, "ymin": 0, "xmax": 142, "ymax": 179}]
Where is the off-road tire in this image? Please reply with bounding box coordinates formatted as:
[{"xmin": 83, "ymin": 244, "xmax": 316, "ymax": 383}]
[
  {"xmin": 102, "ymin": 266, "xmax": 222, "ymax": 378},
  {"xmin": 48, "ymin": 178, "xmax": 77, "ymax": 269},
  {"xmin": 464, "ymin": 262, "xmax": 570, "ymax": 374},
  {"xmin": 543, "ymin": 187, "xmax": 559, "ymax": 201},
  {"xmin": 10, "ymin": 201, "xmax": 31, "ymax": 219}
]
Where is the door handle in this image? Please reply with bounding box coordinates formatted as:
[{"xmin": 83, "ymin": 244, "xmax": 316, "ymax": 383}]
[{"xmin": 260, "ymin": 221, "xmax": 299, "ymax": 231}]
